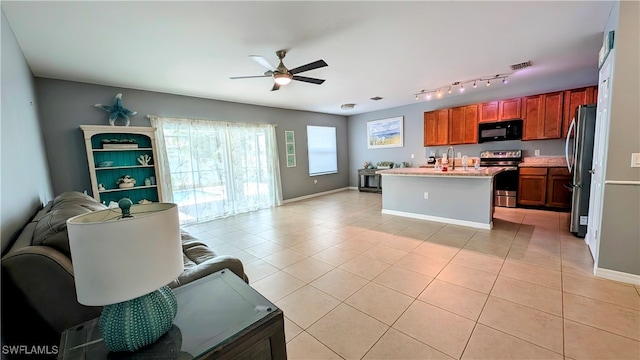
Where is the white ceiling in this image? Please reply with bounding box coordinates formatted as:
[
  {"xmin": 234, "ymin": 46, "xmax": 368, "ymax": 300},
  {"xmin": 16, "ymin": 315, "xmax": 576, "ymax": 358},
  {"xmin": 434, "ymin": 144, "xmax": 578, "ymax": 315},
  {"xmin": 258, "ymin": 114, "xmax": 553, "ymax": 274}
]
[{"xmin": 2, "ymin": 1, "xmax": 613, "ymax": 116}]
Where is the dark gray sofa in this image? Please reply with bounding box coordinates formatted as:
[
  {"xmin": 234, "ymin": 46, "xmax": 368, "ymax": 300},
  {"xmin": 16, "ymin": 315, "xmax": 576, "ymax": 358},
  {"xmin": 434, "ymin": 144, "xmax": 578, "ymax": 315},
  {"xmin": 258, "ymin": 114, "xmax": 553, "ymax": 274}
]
[{"xmin": 1, "ymin": 191, "xmax": 248, "ymax": 336}]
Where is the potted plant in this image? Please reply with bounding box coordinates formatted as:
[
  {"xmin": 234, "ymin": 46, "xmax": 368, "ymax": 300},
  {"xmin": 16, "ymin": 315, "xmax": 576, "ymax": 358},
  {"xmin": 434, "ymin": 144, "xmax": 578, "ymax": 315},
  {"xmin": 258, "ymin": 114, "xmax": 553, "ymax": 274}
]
[{"xmin": 376, "ymin": 161, "xmax": 394, "ymax": 169}]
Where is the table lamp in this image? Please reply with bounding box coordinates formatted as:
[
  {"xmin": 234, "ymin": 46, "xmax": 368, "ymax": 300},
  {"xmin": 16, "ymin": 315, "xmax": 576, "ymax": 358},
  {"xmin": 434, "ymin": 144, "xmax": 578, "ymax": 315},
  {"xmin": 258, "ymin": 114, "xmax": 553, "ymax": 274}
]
[{"xmin": 66, "ymin": 199, "xmax": 184, "ymax": 352}]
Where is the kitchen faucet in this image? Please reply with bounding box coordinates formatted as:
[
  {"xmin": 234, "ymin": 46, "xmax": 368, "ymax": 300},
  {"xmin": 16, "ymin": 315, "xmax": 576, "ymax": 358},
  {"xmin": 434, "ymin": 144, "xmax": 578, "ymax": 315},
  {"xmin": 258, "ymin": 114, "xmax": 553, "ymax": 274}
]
[{"xmin": 447, "ymin": 146, "xmax": 455, "ymax": 170}]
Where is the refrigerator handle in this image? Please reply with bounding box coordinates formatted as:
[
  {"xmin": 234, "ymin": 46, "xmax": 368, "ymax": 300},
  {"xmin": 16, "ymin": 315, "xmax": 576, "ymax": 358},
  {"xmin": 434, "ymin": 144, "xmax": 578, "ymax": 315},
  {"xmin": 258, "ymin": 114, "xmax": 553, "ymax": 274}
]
[{"xmin": 565, "ymin": 118, "xmax": 576, "ymax": 173}]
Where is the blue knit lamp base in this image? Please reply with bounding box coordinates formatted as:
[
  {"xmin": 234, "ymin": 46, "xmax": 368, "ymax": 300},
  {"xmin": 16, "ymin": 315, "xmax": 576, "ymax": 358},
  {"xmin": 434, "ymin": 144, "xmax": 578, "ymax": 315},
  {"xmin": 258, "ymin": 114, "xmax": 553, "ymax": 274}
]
[{"xmin": 99, "ymin": 286, "xmax": 178, "ymax": 352}]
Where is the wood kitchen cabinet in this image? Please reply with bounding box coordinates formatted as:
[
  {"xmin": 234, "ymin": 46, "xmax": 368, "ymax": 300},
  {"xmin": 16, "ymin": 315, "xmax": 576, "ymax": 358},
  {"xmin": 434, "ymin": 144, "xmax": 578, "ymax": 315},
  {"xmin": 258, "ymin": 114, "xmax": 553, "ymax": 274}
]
[
  {"xmin": 518, "ymin": 167, "xmax": 571, "ymax": 209},
  {"xmin": 479, "ymin": 101, "xmax": 499, "ymax": 123},
  {"xmin": 479, "ymin": 98, "xmax": 521, "ymax": 123},
  {"xmin": 449, "ymin": 104, "xmax": 478, "ymax": 144},
  {"xmin": 499, "ymin": 97, "xmax": 522, "ymax": 120},
  {"xmin": 424, "ymin": 109, "xmax": 449, "ymax": 146},
  {"xmin": 546, "ymin": 167, "xmax": 572, "ymax": 208},
  {"xmin": 522, "ymin": 91, "xmax": 564, "ymax": 140},
  {"xmin": 563, "ymin": 86, "xmax": 597, "ymax": 137},
  {"xmin": 518, "ymin": 168, "xmax": 548, "ymax": 206}
]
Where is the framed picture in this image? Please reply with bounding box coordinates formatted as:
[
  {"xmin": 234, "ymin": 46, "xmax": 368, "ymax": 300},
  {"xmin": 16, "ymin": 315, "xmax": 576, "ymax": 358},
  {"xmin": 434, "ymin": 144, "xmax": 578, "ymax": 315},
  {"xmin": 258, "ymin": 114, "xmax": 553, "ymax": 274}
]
[
  {"xmin": 285, "ymin": 130, "xmax": 296, "ymax": 167},
  {"xmin": 367, "ymin": 116, "xmax": 404, "ymax": 149}
]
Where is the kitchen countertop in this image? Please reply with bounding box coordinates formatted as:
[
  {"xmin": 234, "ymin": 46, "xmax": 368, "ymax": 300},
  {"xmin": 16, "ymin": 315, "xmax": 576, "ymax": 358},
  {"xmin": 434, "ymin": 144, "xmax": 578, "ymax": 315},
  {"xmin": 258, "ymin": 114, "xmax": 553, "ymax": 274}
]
[
  {"xmin": 519, "ymin": 156, "xmax": 567, "ymax": 168},
  {"xmin": 376, "ymin": 167, "xmax": 505, "ymax": 178}
]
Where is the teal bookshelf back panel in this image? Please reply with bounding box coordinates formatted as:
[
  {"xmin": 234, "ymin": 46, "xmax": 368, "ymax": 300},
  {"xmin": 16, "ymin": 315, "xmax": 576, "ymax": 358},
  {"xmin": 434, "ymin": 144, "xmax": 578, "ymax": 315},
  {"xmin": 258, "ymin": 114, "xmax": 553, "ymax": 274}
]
[
  {"xmin": 95, "ymin": 167, "xmax": 157, "ymax": 190},
  {"xmin": 94, "ymin": 151, "xmax": 154, "ymax": 167},
  {"xmin": 99, "ymin": 188, "xmax": 159, "ymax": 205},
  {"xmin": 91, "ymin": 133, "xmax": 152, "ymax": 149}
]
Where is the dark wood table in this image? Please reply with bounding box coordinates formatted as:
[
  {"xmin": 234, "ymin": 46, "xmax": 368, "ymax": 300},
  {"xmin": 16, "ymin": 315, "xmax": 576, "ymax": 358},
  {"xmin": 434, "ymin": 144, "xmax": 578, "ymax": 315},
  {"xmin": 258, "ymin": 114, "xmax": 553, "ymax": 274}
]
[
  {"xmin": 358, "ymin": 168, "xmax": 382, "ymax": 193},
  {"xmin": 58, "ymin": 269, "xmax": 286, "ymax": 360}
]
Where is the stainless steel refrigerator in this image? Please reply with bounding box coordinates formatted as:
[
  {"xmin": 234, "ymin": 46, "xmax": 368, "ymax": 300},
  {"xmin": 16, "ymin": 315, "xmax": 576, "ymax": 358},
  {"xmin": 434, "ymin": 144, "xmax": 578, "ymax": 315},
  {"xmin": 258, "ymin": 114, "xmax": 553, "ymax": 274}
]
[{"xmin": 565, "ymin": 104, "xmax": 597, "ymax": 237}]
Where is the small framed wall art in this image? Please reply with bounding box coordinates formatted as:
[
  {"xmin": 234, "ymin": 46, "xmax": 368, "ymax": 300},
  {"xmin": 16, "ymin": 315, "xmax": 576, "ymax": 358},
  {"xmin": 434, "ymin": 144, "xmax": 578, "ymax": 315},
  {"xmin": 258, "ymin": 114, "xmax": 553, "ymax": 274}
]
[{"xmin": 285, "ymin": 130, "xmax": 296, "ymax": 167}]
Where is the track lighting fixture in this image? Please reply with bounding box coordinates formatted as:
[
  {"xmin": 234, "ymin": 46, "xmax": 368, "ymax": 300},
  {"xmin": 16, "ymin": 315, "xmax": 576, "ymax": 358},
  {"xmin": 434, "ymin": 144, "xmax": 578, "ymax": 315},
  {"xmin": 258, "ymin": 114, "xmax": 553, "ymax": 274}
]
[{"xmin": 413, "ymin": 73, "xmax": 510, "ymax": 101}]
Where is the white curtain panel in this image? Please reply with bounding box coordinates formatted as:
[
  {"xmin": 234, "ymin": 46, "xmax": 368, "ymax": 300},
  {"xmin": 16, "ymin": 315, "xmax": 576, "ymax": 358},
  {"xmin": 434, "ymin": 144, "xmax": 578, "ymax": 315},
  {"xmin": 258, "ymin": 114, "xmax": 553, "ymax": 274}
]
[{"xmin": 150, "ymin": 116, "xmax": 283, "ymax": 224}]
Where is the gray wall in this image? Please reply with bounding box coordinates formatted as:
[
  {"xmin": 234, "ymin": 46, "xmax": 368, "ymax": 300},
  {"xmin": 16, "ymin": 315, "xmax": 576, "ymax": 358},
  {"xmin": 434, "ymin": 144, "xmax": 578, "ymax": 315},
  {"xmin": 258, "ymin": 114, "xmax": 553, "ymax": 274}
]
[
  {"xmin": 34, "ymin": 79, "xmax": 349, "ymax": 201},
  {"xmin": 598, "ymin": 0, "xmax": 640, "ymax": 276},
  {"xmin": 347, "ymin": 70, "xmax": 598, "ymax": 187},
  {"xmin": 1, "ymin": 11, "xmax": 53, "ymax": 254}
]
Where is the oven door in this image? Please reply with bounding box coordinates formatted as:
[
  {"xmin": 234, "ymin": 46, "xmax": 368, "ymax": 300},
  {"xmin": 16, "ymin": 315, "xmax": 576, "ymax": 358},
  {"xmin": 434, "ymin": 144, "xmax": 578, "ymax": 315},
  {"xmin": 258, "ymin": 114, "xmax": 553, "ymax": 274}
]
[{"xmin": 494, "ymin": 167, "xmax": 519, "ymax": 207}]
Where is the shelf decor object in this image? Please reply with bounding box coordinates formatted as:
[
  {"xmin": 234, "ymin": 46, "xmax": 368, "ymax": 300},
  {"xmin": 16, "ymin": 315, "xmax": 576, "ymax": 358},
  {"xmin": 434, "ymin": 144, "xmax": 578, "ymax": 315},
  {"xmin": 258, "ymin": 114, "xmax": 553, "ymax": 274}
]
[
  {"xmin": 67, "ymin": 201, "xmax": 183, "ymax": 352},
  {"xmin": 94, "ymin": 93, "xmax": 138, "ymax": 126},
  {"xmin": 367, "ymin": 116, "xmax": 404, "ymax": 149}
]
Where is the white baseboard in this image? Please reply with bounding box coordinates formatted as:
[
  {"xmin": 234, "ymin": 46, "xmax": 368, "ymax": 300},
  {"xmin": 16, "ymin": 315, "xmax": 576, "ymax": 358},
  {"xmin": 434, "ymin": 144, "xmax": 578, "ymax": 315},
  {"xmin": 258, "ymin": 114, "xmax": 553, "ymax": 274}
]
[
  {"xmin": 348, "ymin": 186, "xmax": 358, "ymax": 191},
  {"xmin": 381, "ymin": 209, "xmax": 492, "ymax": 230},
  {"xmin": 595, "ymin": 267, "xmax": 640, "ymax": 285},
  {"xmin": 283, "ymin": 187, "xmax": 351, "ymax": 204}
]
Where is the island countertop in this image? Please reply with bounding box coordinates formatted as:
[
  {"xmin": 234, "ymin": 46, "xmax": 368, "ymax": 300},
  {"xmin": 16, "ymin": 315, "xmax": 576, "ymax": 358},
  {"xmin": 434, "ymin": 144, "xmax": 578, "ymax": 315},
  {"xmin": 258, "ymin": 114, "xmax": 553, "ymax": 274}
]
[{"xmin": 376, "ymin": 167, "xmax": 505, "ymax": 178}]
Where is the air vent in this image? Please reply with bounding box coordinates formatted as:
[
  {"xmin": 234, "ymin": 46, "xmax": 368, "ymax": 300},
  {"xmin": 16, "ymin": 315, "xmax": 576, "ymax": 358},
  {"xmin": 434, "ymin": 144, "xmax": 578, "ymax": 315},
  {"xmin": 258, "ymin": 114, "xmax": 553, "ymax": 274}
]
[
  {"xmin": 510, "ymin": 61, "xmax": 532, "ymax": 71},
  {"xmin": 340, "ymin": 103, "xmax": 356, "ymax": 110},
  {"xmin": 370, "ymin": 96, "xmax": 383, "ymax": 101}
]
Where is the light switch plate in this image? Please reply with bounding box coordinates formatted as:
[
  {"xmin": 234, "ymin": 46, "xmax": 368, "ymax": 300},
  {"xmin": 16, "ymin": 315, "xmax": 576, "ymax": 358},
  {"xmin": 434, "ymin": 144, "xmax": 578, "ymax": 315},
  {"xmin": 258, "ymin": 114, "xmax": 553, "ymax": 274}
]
[
  {"xmin": 534, "ymin": 149, "xmax": 541, "ymax": 156},
  {"xmin": 631, "ymin": 153, "xmax": 640, "ymax": 167}
]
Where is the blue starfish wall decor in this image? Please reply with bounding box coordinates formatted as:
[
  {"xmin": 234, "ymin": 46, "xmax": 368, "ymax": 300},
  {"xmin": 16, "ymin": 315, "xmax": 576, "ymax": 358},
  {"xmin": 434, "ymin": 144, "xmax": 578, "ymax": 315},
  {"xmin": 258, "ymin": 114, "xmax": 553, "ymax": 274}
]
[{"xmin": 95, "ymin": 93, "xmax": 137, "ymax": 126}]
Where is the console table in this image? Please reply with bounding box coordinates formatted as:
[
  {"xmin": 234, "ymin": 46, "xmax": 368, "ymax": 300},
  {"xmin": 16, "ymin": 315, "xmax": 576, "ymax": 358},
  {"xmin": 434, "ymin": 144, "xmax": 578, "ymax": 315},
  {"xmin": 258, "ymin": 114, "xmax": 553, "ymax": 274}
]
[
  {"xmin": 58, "ymin": 269, "xmax": 286, "ymax": 360},
  {"xmin": 358, "ymin": 168, "xmax": 382, "ymax": 193}
]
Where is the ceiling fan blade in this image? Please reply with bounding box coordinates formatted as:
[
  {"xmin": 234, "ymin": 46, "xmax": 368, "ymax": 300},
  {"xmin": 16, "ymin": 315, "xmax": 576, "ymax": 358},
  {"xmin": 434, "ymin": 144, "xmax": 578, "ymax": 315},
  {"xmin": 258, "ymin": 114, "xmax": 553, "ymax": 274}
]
[
  {"xmin": 230, "ymin": 75, "xmax": 271, "ymax": 79},
  {"xmin": 250, "ymin": 55, "xmax": 277, "ymax": 71},
  {"xmin": 271, "ymin": 83, "xmax": 280, "ymax": 91},
  {"xmin": 289, "ymin": 60, "xmax": 328, "ymax": 74},
  {"xmin": 292, "ymin": 75, "xmax": 325, "ymax": 85}
]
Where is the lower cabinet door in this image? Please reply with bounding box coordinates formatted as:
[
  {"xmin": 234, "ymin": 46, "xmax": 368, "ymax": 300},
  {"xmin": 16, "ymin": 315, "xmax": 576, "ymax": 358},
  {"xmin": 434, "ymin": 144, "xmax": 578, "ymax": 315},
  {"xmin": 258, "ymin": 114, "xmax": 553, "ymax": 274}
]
[{"xmin": 517, "ymin": 175, "xmax": 547, "ymax": 206}]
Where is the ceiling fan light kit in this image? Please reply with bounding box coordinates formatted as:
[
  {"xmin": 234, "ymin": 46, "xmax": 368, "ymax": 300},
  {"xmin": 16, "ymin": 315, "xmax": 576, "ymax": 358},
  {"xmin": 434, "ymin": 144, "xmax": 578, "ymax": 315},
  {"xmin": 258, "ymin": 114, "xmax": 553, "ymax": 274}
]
[{"xmin": 231, "ymin": 50, "xmax": 328, "ymax": 91}]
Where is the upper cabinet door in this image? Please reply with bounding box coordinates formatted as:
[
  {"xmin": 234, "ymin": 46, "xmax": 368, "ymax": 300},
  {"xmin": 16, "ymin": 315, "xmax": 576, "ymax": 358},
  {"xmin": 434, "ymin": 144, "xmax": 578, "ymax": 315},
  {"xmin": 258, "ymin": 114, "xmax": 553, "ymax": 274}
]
[
  {"xmin": 463, "ymin": 104, "xmax": 479, "ymax": 144},
  {"xmin": 499, "ymin": 98, "xmax": 522, "ymax": 120},
  {"xmin": 448, "ymin": 107, "xmax": 465, "ymax": 145},
  {"xmin": 522, "ymin": 95, "xmax": 543, "ymax": 140},
  {"xmin": 542, "ymin": 91, "xmax": 564, "ymax": 139},
  {"xmin": 522, "ymin": 92, "xmax": 564, "ymax": 140},
  {"xmin": 424, "ymin": 109, "xmax": 449, "ymax": 146},
  {"xmin": 449, "ymin": 105, "xmax": 479, "ymax": 145},
  {"xmin": 562, "ymin": 86, "xmax": 595, "ymax": 137},
  {"xmin": 479, "ymin": 101, "xmax": 499, "ymax": 123}
]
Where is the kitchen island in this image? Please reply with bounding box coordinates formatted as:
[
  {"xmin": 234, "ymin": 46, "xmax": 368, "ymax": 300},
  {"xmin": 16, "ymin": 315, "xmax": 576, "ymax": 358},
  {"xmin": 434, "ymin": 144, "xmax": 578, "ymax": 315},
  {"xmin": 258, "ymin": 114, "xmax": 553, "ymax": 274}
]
[{"xmin": 376, "ymin": 167, "xmax": 505, "ymax": 229}]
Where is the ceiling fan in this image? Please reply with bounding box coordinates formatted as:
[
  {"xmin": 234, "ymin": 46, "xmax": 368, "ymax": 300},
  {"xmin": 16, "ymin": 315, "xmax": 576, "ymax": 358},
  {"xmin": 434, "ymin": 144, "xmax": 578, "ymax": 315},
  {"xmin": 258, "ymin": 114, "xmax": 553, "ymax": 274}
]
[{"xmin": 230, "ymin": 50, "xmax": 328, "ymax": 91}]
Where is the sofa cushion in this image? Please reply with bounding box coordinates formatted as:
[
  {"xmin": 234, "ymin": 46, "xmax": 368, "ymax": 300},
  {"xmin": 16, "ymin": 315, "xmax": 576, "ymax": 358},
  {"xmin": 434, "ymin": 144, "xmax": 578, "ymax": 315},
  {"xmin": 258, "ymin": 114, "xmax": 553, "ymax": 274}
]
[{"xmin": 32, "ymin": 192, "xmax": 107, "ymax": 257}]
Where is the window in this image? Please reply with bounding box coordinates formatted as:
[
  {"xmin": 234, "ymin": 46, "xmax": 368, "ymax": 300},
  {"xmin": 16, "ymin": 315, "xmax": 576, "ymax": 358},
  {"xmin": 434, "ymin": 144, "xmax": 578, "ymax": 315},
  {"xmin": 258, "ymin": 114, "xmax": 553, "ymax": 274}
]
[
  {"xmin": 307, "ymin": 125, "xmax": 337, "ymax": 176},
  {"xmin": 150, "ymin": 116, "xmax": 283, "ymax": 224}
]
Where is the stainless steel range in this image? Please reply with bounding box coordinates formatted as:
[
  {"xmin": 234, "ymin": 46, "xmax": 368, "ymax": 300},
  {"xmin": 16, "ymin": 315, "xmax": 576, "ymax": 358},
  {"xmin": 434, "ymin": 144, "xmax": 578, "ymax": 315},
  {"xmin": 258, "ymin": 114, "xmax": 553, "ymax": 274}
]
[{"xmin": 480, "ymin": 150, "xmax": 523, "ymax": 208}]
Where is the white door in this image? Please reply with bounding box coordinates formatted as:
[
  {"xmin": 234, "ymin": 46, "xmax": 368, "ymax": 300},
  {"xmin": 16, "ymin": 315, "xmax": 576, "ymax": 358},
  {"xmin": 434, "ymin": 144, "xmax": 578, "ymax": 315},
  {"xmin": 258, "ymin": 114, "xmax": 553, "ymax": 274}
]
[{"xmin": 585, "ymin": 50, "xmax": 614, "ymax": 268}]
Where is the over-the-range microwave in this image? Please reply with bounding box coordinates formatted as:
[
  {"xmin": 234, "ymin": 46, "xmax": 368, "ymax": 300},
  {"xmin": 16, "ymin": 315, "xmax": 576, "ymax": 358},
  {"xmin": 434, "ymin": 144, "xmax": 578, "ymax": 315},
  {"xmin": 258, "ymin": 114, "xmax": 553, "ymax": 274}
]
[{"xmin": 478, "ymin": 119, "xmax": 523, "ymax": 143}]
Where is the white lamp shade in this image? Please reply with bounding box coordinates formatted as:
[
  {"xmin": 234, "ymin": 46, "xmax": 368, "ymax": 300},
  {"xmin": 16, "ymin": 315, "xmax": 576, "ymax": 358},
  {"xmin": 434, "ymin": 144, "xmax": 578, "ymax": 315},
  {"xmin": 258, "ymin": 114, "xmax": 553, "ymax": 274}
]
[{"xmin": 67, "ymin": 203, "xmax": 184, "ymax": 306}]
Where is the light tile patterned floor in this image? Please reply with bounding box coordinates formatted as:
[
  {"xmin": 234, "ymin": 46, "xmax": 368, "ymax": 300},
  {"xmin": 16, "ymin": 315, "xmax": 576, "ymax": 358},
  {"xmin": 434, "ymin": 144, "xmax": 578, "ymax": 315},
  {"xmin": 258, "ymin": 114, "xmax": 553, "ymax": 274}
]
[{"xmin": 186, "ymin": 190, "xmax": 640, "ymax": 359}]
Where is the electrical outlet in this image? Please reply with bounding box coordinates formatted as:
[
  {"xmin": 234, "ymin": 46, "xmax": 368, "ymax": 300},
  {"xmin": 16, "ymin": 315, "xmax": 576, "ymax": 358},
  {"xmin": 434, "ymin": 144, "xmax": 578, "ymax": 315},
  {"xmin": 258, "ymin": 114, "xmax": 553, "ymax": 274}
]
[
  {"xmin": 534, "ymin": 149, "xmax": 541, "ymax": 156},
  {"xmin": 411, "ymin": 154, "xmax": 415, "ymax": 159},
  {"xmin": 314, "ymin": 179, "xmax": 318, "ymax": 184},
  {"xmin": 457, "ymin": 152, "xmax": 462, "ymax": 158},
  {"xmin": 423, "ymin": 192, "xmax": 429, "ymax": 199}
]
